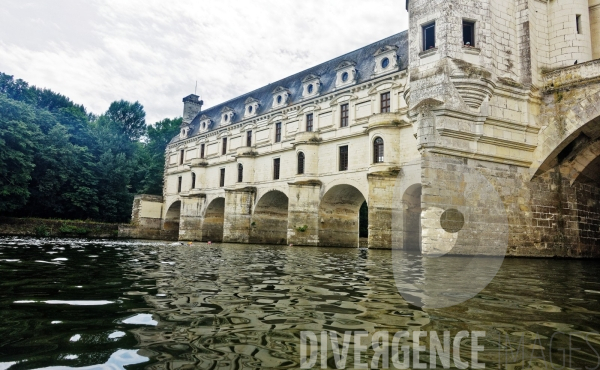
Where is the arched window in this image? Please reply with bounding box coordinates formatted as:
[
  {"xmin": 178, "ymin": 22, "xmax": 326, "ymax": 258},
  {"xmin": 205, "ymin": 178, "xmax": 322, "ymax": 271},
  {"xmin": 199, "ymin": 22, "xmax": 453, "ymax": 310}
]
[
  {"xmin": 191, "ymin": 172, "xmax": 196, "ymax": 189},
  {"xmin": 297, "ymin": 152, "xmax": 305, "ymax": 174},
  {"xmin": 237, "ymin": 163, "xmax": 243, "ymax": 183},
  {"xmin": 373, "ymin": 137, "xmax": 384, "ymax": 163}
]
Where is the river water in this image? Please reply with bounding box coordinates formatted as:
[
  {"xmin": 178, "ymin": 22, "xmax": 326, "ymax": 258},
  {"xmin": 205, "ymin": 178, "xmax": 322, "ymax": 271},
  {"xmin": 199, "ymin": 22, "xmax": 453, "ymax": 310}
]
[{"xmin": 0, "ymin": 237, "xmax": 599, "ymax": 369}]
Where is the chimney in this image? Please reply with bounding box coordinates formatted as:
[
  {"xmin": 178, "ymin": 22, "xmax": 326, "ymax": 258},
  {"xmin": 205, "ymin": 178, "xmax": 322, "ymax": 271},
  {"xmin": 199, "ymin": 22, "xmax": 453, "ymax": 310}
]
[{"xmin": 182, "ymin": 94, "xmax": 203, "ymax": 125}]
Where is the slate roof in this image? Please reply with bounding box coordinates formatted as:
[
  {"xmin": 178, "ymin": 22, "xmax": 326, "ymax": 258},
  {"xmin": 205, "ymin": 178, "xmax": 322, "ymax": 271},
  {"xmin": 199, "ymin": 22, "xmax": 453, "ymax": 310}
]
[{"xmin": 171, "ymin": 31, "xmax": 408, "ymax": 144}]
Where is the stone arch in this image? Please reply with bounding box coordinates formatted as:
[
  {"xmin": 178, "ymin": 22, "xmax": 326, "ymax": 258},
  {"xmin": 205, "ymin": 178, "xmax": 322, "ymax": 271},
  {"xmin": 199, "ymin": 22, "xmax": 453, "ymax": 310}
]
[
  {"xmin": 318, "ymin": 184, "xmax": 367, "ymax": 248},
  {"xmin": 402, "ymin": 184, "xmax": 422, "ymax": 251},
  {"xmin": 250, "ymin": 190, "xmax": 289, "ymax": 245},
  {"xmin": 164, "ymin": 201, "xmax": 181, "ymax": 233},
  {"xmin": 559, "ymin": 138, "xmax": 600, "ymax": 184},
  {"xmin": 533, "ymin": 90, "xmax": 600, "ymax": 177},
  {"xmin": 203, "ymin": 197, "xmax": 225, "ymax": 242},
  {"xmin": 321, "ymin": 178, "xmax": 368, "ymax": 203}
]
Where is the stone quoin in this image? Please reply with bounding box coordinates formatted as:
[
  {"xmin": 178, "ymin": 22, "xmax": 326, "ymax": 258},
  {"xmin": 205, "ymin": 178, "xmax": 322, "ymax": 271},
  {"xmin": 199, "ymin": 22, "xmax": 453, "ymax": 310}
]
[{"xmin": 120, "ymin": 0, "xmax": 600, "ymax": 256}]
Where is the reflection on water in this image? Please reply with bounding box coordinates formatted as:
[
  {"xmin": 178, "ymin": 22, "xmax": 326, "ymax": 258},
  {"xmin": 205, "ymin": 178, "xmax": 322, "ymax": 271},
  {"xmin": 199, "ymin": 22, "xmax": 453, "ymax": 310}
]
[{"xmin": 0, "ymin": 237, "xmax": 599, "ymax": 369}]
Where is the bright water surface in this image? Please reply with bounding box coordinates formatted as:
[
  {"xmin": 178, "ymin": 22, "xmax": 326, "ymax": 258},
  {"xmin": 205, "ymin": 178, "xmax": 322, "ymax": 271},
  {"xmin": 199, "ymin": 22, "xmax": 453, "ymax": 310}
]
[{"xmin": 0, "ymin": 237, "xmax": 599, "ymax": 369}]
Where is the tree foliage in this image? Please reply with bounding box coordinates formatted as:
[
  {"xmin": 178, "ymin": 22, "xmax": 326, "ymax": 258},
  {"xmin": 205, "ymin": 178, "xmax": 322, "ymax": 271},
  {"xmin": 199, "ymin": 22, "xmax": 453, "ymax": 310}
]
[{"xmin": 0, "ymin": 72, "xmax": 178, "ymax": 223}]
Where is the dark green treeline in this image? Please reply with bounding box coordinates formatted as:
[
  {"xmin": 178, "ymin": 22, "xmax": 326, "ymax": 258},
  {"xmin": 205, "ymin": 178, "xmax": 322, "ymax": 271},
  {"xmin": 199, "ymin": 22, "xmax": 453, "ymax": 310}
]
[{"xmin": 0, "ymin": 72, "xmax": 180, "ymax": 223}]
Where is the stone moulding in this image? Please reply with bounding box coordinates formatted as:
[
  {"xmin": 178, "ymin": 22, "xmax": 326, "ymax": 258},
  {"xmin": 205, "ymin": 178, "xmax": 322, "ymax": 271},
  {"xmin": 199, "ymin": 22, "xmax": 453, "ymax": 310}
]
[
  {"xmin": 181, "ymin": 190, "xmax": 206, "ymax": 198},
  {"xmin": 224, "ymin": 186, "xmax": 256, "ymax": 194},
  {"xmin": 543, "ymin": 59, "xmax": 600, "ymax": 91},
  {"xmin": 288, "ymin": 179, "xmax": 322, "ymax": 187},
  {"xmin": 450, "ymin": 77, "xmax": 495, "ymax": 111}
]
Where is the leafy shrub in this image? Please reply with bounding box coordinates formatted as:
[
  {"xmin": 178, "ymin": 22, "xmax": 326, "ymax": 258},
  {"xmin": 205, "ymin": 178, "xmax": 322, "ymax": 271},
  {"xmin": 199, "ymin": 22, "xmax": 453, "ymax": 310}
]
[
  {"xmin": 34, "ymin": 225, "xmax": 49, "ymax": 237},
  {"xmin": 296, "ymin": 225, "xmax": 308, "ymax": 232}
]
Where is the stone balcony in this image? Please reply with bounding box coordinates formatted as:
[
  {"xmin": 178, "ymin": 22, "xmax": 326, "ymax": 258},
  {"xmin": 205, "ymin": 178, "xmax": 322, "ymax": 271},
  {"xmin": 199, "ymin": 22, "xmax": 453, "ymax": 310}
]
[
  {"xmin": 190, "ymin": 158, "xmax": 208, "ymax": 167},
  {"xmin": 293, "ymin": 131, "xmax": 321, "ymax": 145},
  {"xmin": 366, "ymin": 113, "xmax": 409, "ymax": 132},
  {"xmin": 544, "ymin": 59, "xmax": 600, "ymax": 91},
  {"xmin": 236, "ymin": 146, "xmax": 258, "ymax": 157}
]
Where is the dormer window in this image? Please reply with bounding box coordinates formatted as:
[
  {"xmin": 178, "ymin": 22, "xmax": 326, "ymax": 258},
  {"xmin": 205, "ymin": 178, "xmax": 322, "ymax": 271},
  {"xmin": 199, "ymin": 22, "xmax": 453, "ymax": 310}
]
[
  {"xmin": 271, "ymin": 86, "xmax": 290, "ymax": 110},
  {"xmin": 334, "ymin": 60, "xmax": 357, "ymax": 89},
  {"xmin": 373, "ymin": 45, "xmax": 399, "ymax": 76},
  {"xmin": 199, "ymin": 115, "xmax": 211, "ymax": 133},
  {"xmin": 244, "ymin": 97, "xmax": 260, "ymax": 118},
  {"xmin": 221, "ymin": 107, "xmax": 234, "ymax": 125},
  {"xmin": 302, "ymin": 74, "xmax": 321, "ymax": 99},
  {"xmin": 180, "ymin": 126, "xmax": 190, "ymax": 139}
]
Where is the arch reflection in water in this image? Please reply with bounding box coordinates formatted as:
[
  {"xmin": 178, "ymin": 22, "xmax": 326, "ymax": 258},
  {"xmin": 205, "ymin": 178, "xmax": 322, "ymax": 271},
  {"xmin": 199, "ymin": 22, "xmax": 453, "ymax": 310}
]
[
  {"xmin": 392, "ymin": 160, "xmax": 508, "ymax": 309},
  {"xmin": 133, "ymin": 244, "xmax": 428, "ymax": 369}
]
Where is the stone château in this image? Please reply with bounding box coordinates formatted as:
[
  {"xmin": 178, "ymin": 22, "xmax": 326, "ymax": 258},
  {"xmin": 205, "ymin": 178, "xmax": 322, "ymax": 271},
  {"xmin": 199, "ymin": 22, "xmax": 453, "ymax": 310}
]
[{"xmin": 121, "ymin": 0, "xmax": 600, "ymax": 256}]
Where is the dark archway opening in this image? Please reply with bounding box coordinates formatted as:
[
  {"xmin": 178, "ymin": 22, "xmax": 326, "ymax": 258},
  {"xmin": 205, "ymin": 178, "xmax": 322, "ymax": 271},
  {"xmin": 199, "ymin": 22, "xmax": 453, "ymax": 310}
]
[
  {"xmin": 164, "ymin": 201, "xmax": 181, "ymax": 235},
  {"xmin": 402, "ymin": 184, "xmax": 422, "ymax": 251},
  {"xmin": 203, "ymin": 198, "xmax": 225, "ymax": 242},
  {"xmin": 359, "ymin": 201, "xmax": 369, "ymax": 247},
  {"xmin": 318, "ymin": 185, "xmax": 367, "ymax": 248},
  {"xmin": 250, "ymin": 191, "xmax": 289, "ymax": 245}
]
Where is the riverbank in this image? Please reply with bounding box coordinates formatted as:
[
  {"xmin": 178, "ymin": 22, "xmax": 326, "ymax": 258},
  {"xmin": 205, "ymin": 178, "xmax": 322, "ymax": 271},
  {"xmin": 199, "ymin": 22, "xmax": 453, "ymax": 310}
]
[{"xmin": 0, "ymin": 217, "xmax": 119, "ymax": 239}]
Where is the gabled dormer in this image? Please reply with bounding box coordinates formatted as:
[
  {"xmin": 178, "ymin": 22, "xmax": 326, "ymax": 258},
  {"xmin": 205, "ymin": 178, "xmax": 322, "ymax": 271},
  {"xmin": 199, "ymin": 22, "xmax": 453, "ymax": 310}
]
[
  {"xmin": 302, "ymin": 74, "xmax": 321, "ymax": 99},
  {"xmin": 334, "ymin": 60, "xmax": 357, "ymax": 89},
  {"xmin": 271, "ymin": 86, "xmax": 290, "ymax": 110},
  {"xmin": 244, "ymin": 97, "xmax": 260, "ymax": 118},
  {"xmin": 179, "ymin": 123, "xmax": 190, "ymax": 139},
  {"xmin": 373, "ymin": 45, "xmax": 399, "ymax": 76},
  {"xmin": 221, "ymin": 107, "xmax": 234, "ymax": 126},
  {"xmin": 199, "ymin": 114, "xmax": 212, "ymax": 133}
]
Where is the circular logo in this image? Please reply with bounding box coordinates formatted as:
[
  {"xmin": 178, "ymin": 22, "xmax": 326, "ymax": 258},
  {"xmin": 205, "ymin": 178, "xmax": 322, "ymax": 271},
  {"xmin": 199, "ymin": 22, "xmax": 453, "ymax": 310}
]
[{"xmin": 391, "ymin": 159, "xmax": 508, "ymax": 309}]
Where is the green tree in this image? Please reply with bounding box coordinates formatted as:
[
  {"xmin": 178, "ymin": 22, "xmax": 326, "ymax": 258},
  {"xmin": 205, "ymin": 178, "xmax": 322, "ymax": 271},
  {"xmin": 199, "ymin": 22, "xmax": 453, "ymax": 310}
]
[
  {"xmin": 24, "ymin": 123, "xmax": 99, "ymax": 219},
  {"xmin": 105, "ymin": 100, "xmax": 146, "ymax": 141},
  {"xmin": 139, "ymin": 117, "xmax": 182, "ymax": 195},
  {"xmin": 0, "ymin": 95, "xmax": 40, "ymax": 213}
]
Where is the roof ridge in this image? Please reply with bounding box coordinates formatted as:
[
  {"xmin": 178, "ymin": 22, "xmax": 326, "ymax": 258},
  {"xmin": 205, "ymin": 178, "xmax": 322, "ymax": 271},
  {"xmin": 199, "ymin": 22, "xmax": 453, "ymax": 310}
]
[{"xmin": 199, "ymin": 31, "xmax": 408, "ymax": 112}]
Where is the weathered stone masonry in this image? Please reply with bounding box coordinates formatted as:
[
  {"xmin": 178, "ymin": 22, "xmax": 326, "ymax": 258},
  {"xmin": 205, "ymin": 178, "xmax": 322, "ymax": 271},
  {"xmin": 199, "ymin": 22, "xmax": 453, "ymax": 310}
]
[{"xmin": 121, "ymin": 0, "xmax": 600, "ymax": 256}]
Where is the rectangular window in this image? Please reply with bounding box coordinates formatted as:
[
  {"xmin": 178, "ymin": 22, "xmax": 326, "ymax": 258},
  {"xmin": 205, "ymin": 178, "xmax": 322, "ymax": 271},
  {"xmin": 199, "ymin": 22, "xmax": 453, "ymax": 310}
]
[
  {"xmin": 179, "ymin": 150, "xmax": 184, "ymax": 165},
  {"xmin": 339, "ymin": 145, "xmax": 348, "ymax": 171},
  {"xmin": 340, "ymin": 103, "xmax": 349, "ymax": 127},
  {"xmin": 275, "ymin": 122, "xmax": 282, "ymax": 142},
  {"xmin": 222, "ymin": 137, "xmax": 227, "ymax": 155},
  {"xmin": 463, "ymin": 20, "xmax": 475, "ymax": 46},
  {"xmin": 178, "ymin": 176, "xmax": 182, "ymax": 193},
  {"xmin": 273, "ymin": 158, "xmax": 280, "ymax": 180},
  {"xmin": 246, "ymin": 130, "xmax": 252, "ymax": 147},
  {"xmin": 306, "ymin": 113, "xmax": 313, "ymax": 132},
  {"xmin": 191, "ymin": 173, "xmax": 196, "ymax": 189},
  {"xmin": 220, "ymin": 168, "xmax": 225, "ymax": 187},
  {"xmin": 381, "ymin": 92, "xmax": 391, "ymax": 113},
  {"xmin": 423, "ymin": 22, "xmax": 436, "ymax": 50},
  {"xmin": 576, "ymin": 14, "xmax": 582, "ymax": 34},
  {"xmin": 200, "ymin": 143, "xmax": 205, "ymax": 159}
]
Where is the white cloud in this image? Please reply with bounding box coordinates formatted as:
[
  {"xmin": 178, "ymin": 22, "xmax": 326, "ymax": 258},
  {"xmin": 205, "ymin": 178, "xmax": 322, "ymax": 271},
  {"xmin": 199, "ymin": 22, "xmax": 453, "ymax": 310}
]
[{"xmin": 0, "ymin": 0, "xmax": 408, "ymax": 124}]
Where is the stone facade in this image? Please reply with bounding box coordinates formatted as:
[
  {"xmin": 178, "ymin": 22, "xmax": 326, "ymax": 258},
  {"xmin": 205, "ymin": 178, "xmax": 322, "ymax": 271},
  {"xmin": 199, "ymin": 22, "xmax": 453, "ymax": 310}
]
[{"xmin": 124, "ymin": 0, "xmax": 600, "ymax": 256}]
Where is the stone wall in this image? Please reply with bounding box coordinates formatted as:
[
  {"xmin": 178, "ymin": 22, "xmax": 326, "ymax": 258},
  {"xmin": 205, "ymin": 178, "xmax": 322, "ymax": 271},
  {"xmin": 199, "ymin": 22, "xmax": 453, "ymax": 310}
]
[{"xmin": 0, "ymin": 217, "xmax": 119, "ymax": 239}]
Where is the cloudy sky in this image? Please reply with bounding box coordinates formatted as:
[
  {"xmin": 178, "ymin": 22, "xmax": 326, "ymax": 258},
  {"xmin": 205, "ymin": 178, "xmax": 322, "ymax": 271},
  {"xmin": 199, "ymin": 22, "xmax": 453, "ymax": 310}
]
[{"xmin": 0, "ymin": 1, "xmax": 408, "ymax": 124}]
